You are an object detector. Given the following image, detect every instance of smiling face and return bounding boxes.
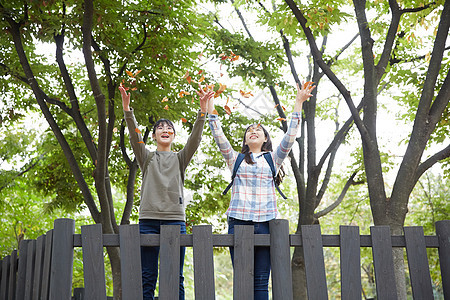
[152,119,175,150]
[244,124,267,152]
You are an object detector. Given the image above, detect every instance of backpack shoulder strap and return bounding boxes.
[263,152,287,199]
[222,153,245,195]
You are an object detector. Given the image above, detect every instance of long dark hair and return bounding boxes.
[241,124,285,185]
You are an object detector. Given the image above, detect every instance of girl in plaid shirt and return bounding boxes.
[199,82,315,300]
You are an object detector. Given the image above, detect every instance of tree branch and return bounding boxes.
[314,172,360,219]
[415,144,450,183]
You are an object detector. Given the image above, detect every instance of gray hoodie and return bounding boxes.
[124,109,206,221]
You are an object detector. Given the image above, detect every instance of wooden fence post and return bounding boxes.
[32,234,46,299]
[8,250,17,300]
[40,230,53,300]
[16,239,29,299]
[370,226,397,299]
[49,218,75,300]
[270,219,293,300]
[1,255,10,299]
[233,225,254,300]
[193,225,215,300]
[159,225,181,300]
[404,226,433,299]
[339,226,361,300]
[436,220,450,299]
[119,224,143,300]
[301,224,328,300]
[25,239,36,299]
[81,224,107,300]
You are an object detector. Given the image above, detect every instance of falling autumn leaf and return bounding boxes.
[224,105,231,115]
[126,70,134,77]
[181,118,187,123]
[198,75,205,83]
[186,76,192,84]
[164,105,169,110]
[198,70,203,75]
[135,128,142,134]
[282,106,286,111]
[138,141,145,144]
[215,83,227,98]
[277,117,287,122]
[161,97,169,102]
[274,104,279,108]
[134,70,142,77]
[212,109,219,115]
[168,131,174,135]
[178,90,190,98]
[182,70,189,79]
[302,81,314,89]
[240,90,254,98]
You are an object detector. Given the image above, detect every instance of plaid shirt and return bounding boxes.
[208,112,301,222]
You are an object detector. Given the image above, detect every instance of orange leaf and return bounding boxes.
[182,70,189,79]
[302,81,314,89]
[230,55,240,62]
[276,117,286,122]
[219,53,225,57]
[240,90,254,98]
[198,70,203,75]
[126,70,134,77]
[224,105,231,115]
[212,109,219,115]
[186,76,192,84]
[138,141,145,144]
[274,104,279,108]
[168,131,174,135]
[161,97,169,102]
[198,75,205,83]
[221,56,228,60]
[201,113,205,117]
[282,106,286,111]
[131,87,137,91]
[181,117,187,123]
[134,70,142,77]
[164,105,169,110]
[215,83,226,98]
[135,128,142,134]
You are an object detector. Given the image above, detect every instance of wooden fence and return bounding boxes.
[1,218,449,299]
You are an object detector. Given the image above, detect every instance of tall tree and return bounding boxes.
[1,0,214,297]
[284,0,450,297]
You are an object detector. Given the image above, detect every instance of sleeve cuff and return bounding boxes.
[208,113,219,121]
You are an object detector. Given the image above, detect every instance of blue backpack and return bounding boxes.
[223,152,287,199]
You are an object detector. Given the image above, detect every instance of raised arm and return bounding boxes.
[202,88,238,171]
[179,86,215,168]
[273,81,315,170]
[120,85,148,169]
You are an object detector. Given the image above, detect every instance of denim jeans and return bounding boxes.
[228,217,271,300]
[139,219,186,300]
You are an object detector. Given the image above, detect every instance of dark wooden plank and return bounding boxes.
[25,239,36,299]
[16,239,29,299]
[370,226,397,299]
[404,226,433,299]
[119,224,142,300]
[192,225,215,300]
[32,234,46,300]
[340,226,361,300]
[8,250,17,300]
[233,225,254,300]
[81,224,107,300]
[1,256,10,300]
[269,219,293,300]
[40,230,53,300]
[435,220,450,299]
[49,218,75,300]
[301,224,328,300]
[159,225,181,300]
[73,287,85,300]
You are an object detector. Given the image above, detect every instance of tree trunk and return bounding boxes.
[291,247,308,299]
[106,246,122,299]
